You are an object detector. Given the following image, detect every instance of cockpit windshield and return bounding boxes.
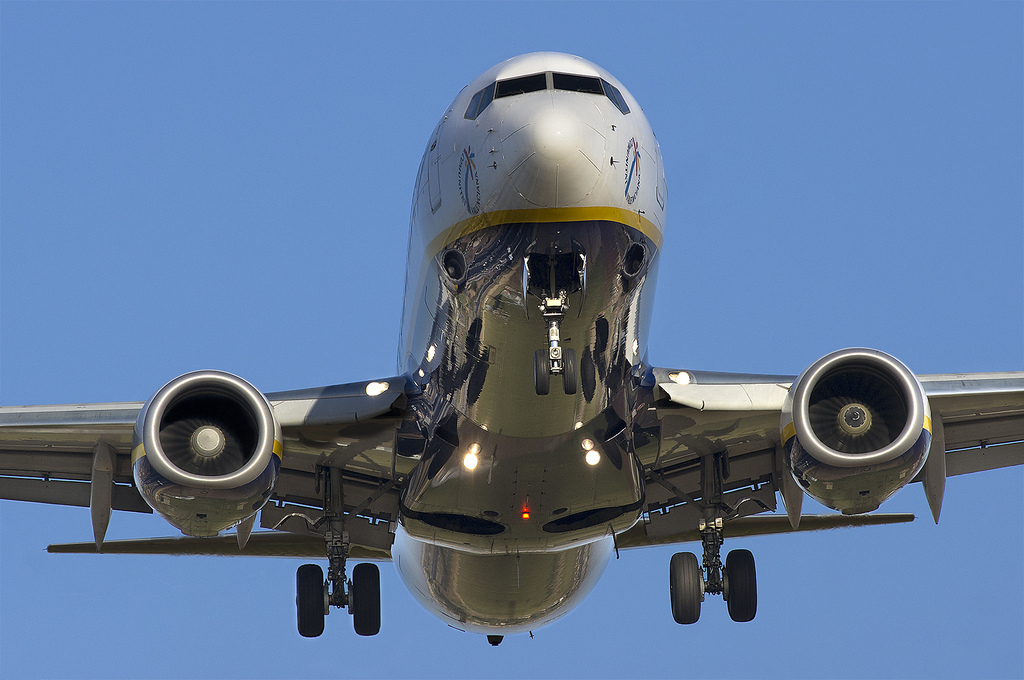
[464,72,630,120]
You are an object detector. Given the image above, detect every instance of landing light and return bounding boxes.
[365,381,389,396]
[574,421,583,430]
[581,438,595,451]
[426,344,436,362]
[586,449,601,466]
[669,371,691,385]
[463,443,481,470]
[632,339,639,356]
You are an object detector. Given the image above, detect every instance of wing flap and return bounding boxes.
[46,531,391,561]
[0,476,151,513]
[616,513,915,550]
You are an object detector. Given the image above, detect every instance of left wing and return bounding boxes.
[630,364,1024,548]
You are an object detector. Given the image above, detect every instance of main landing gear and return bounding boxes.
[295,467,381,638]
[668,453,757,624]
[534,292,578,396]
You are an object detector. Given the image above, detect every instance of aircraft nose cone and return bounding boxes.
[532,109,580,161]
[500,95,607,208]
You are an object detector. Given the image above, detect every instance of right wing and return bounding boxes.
[0,376,413,556]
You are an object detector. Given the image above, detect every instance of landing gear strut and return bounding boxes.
[534,293,577,395]
[669,452,757,624]
[295,466,381,637]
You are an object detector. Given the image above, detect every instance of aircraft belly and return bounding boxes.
[393,527,613,634]
[407,220,659,439]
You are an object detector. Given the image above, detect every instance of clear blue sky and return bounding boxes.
[2,3,1021,678]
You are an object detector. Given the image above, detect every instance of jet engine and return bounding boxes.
[132,370,282,537]
[781,349,931,514]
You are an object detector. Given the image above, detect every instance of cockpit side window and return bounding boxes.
[601,80,630,114]
[464,82,495,120]
[495,72,547,98]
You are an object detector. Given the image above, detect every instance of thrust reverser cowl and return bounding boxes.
[781,348,932,515]
[132,370,283,537]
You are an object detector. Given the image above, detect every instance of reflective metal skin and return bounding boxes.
[392,53,667,632]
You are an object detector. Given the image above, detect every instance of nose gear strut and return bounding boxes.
[534,293,578,395]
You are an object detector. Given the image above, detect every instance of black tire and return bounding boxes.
[296,564,325,638]
[725,549,757,622]
[669,552,703,624]
[580,348,596,402]
[350,563,381,636]
[534,349,550,395]
[562,347,578,395]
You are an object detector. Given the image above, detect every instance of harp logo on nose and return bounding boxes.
[624,137,641,205]
[458,146,481,215]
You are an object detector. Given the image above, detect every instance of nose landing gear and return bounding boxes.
[533,293,578,395]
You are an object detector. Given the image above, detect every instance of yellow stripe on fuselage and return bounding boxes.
[426,206,664,259]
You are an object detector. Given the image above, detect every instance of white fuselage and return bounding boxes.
[391,52,668,634]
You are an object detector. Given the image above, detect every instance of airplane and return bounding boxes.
[1,51,1022,646]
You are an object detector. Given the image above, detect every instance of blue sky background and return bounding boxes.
[1,3,1021,678]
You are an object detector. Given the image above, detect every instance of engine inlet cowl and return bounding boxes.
[781,348,932,514]
[132,370,282,536]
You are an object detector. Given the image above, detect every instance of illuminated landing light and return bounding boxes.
[417,369,425,378]
[365,381,389,396]
[426,344,436,362]
[581,438,595,451]
[669,371,691,385]
[632,339,640,356]
[585,449,601,466]
[574,421,583,430]
[463,443,481,470]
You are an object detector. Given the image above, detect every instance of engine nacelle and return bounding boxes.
[781,348,931,515]
[132,370,282,537]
